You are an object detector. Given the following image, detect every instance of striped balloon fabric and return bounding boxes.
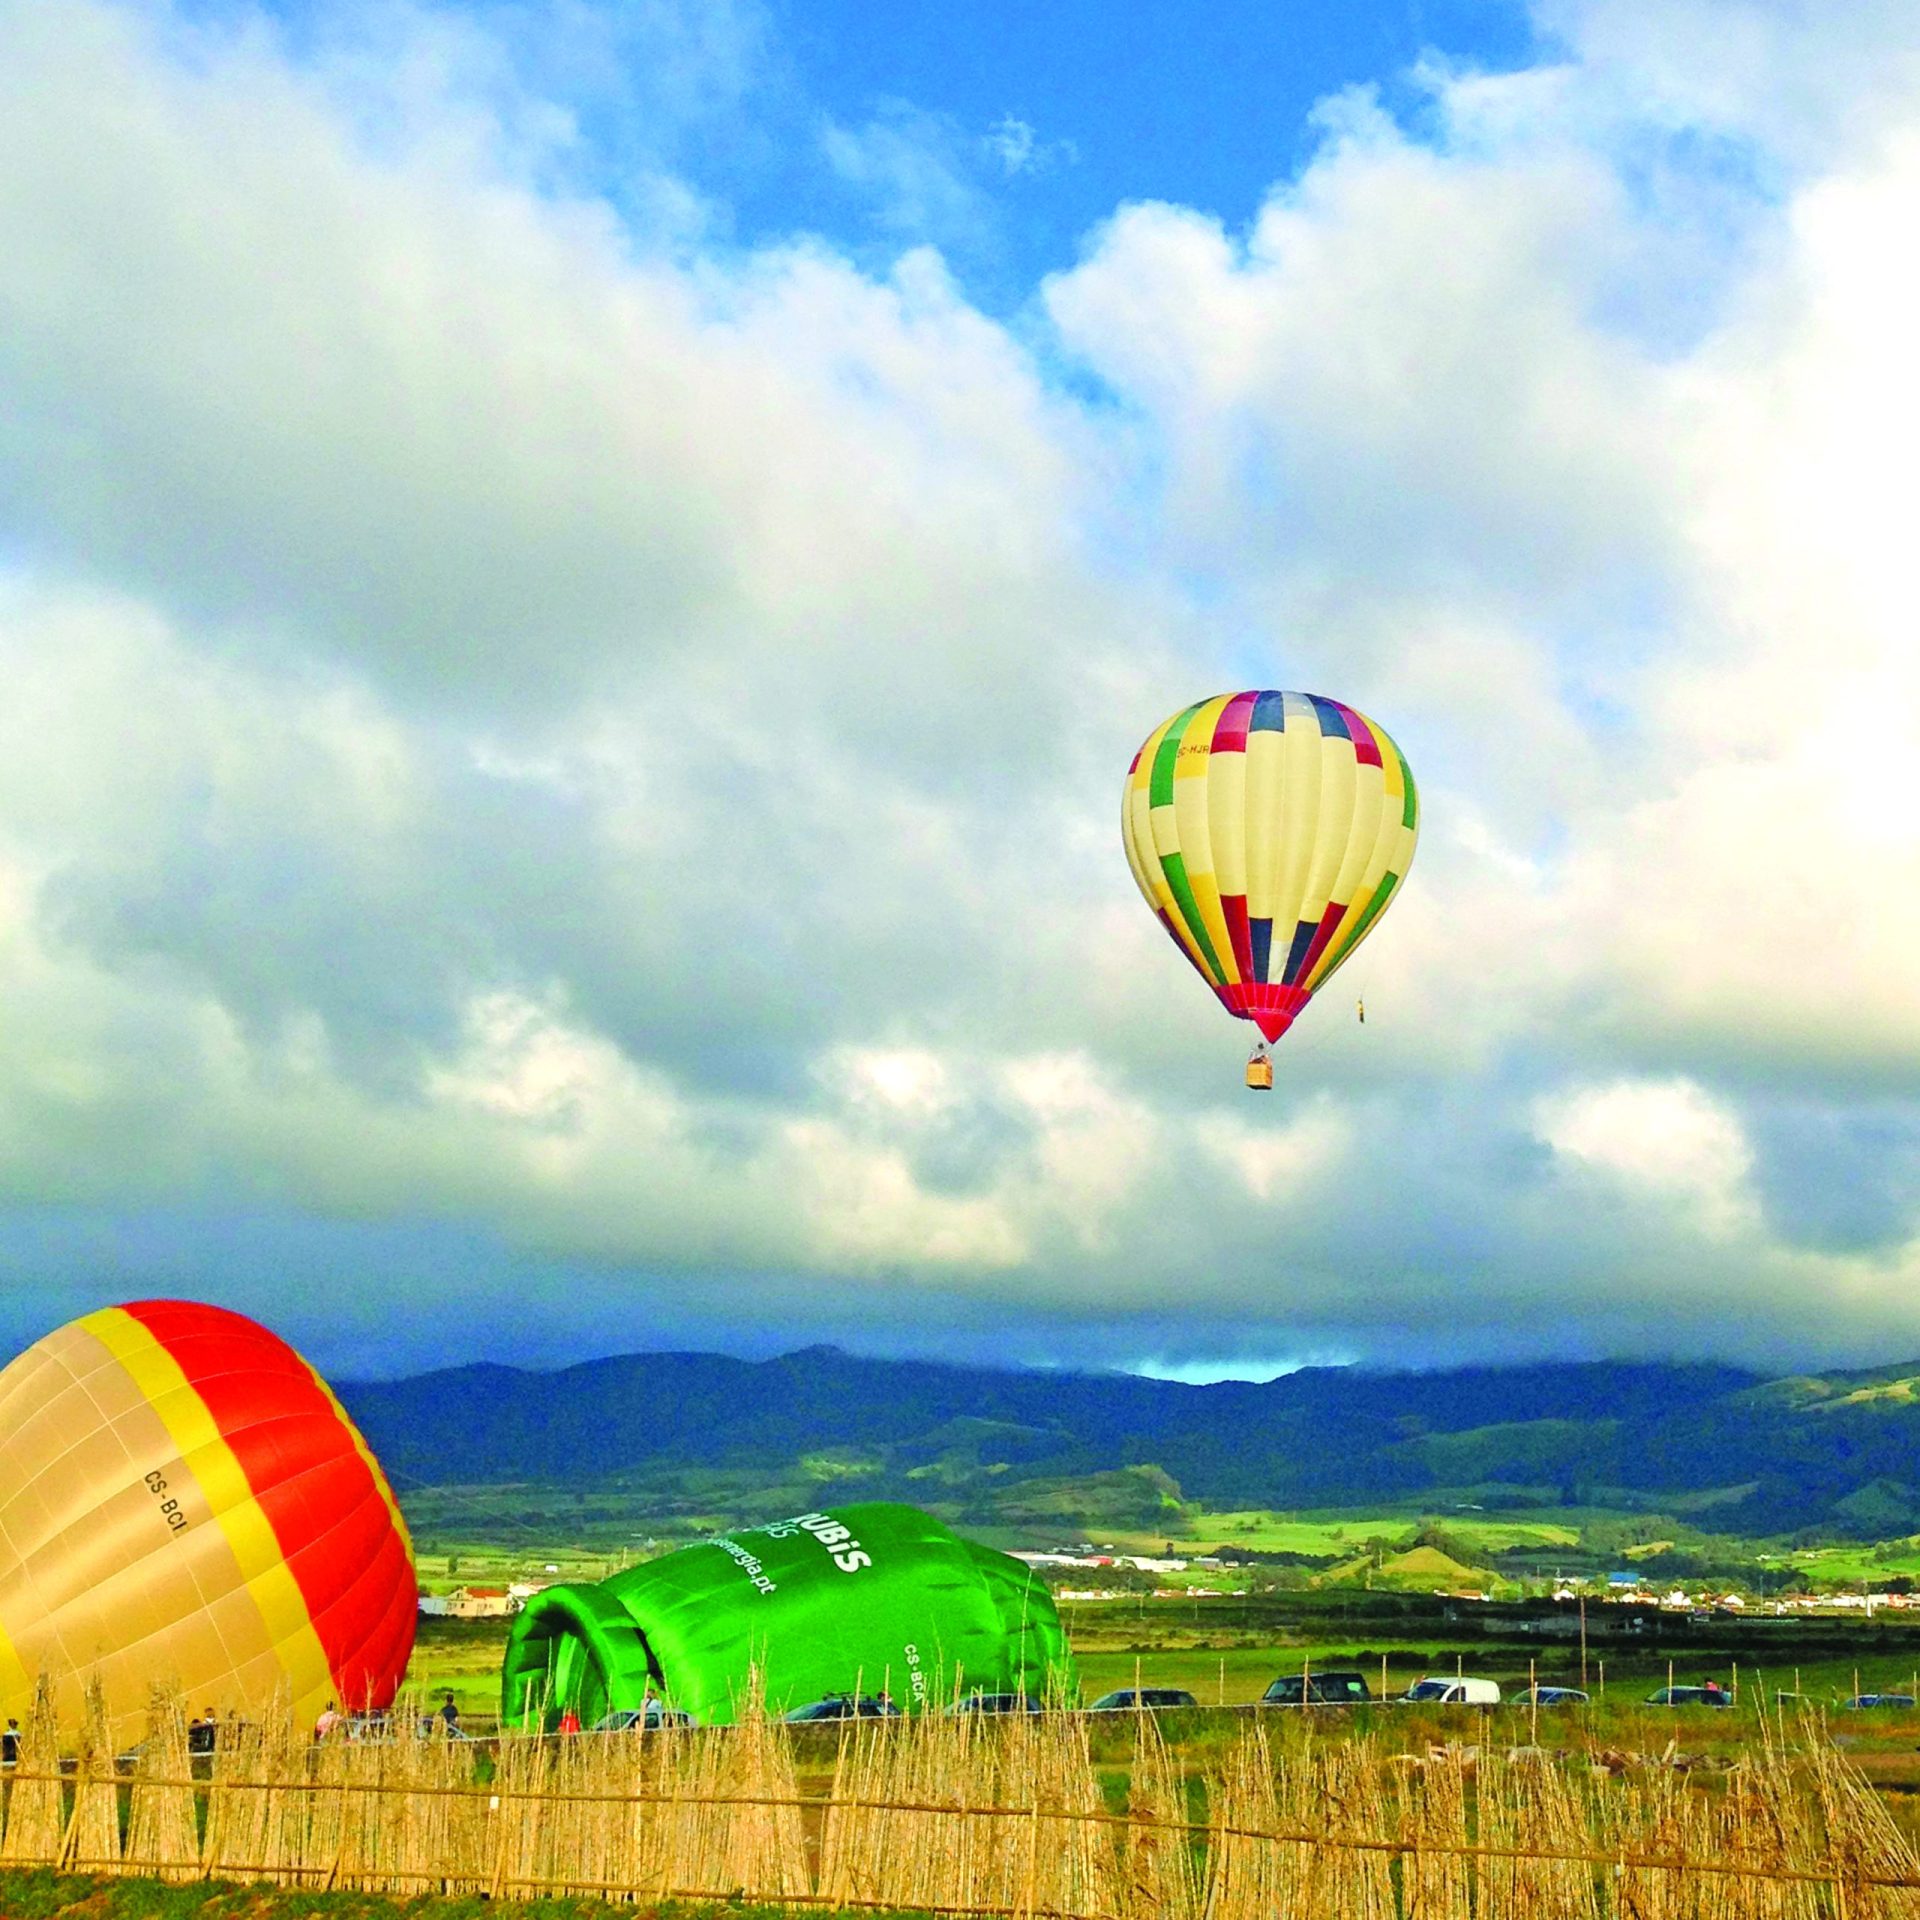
[1123,690,1419,1045]
[0,1300,415,1745]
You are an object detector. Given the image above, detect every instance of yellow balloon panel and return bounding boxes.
[1122,689,1417,1044]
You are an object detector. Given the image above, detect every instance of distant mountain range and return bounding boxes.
[337,1348,1920,1539]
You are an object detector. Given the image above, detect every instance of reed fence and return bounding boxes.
[5,1684,1920,1916]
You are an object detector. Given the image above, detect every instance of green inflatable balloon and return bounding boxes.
[501,1503,1074,1727]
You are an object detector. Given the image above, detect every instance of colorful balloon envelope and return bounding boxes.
[1122,690,1418,1053]
[0,1300,415,1744]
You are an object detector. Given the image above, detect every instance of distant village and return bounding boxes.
[419,1548,1920,1621]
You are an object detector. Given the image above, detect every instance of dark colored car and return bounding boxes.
[784,1695,902,1723]
[1262,1671,1372,1707]
[1645,1687,1734,1708]
[1514,1686,1589,1707]
[591,1706,694,1731]
[1844,1693,1916,1710]
[1085,1688,1199,1713]
[947,1693,1043,1716]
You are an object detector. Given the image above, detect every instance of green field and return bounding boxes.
[1774,1542,1920,1583]
[1189,1511,1582,1556]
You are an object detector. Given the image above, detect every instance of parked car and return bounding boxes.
[1844,1693,1916,1711]
[1512,1686,1588,1707]
[784,1695,902,1723]
[947,1693,1043,1716]
[1644,1686,1734,1708]
[1401,1677,1501,1707]
[1085,1688,1199,1713]
[591,1706,694,1731]
[1262,1671,1372,1707]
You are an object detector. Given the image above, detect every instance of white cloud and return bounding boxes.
[822,101,990,245]
[1197,1098,1352,1204]
[1532,0,1920,169]
[0,0,1918,1372]
[1533,1077,1757,1233]
[982,115,1076,179]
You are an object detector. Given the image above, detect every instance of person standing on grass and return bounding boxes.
[313,1700,341,1742]
[558,1705,582,1735]
[2,1716,18,1765]
[439,1690,461,1735]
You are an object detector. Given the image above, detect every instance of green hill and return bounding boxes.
[338,1348,1920,1541]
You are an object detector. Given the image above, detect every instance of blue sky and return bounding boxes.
[0,0,1918,1383]
[750,1,1538,281]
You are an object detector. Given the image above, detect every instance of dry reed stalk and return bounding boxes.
[1291,1732,1391,1918]
[198,1712,266,1880]
[1599,1762,1693,1920]
[19,1677,1916,1917]
[1201,1723,1396,1920]
[577,1725,658,1903]
[374,1706,431,1894]
[665,1719,722,1890]
[1119,1711,1198,1920]
[1268,1722,1343,1916]
[607,1724,674,1900]
[58,1676,121,1875]
[816,1712,895,1910]
[819,1704,969,1913]
[1475,1751,1602,1919]
[1802,1740,1920,1918]
[355,1700,411,1894]
[124,1683,199,1880]
[303,1725,368,1888]
[914,1704,990,1914]
[710,1684,808,1903]
[355,1708,446,1896]
[651,1725,721,1898]
[419,1718,491,1895]
[513,1726,576,1896]
[253,1697,309,1886]
[0,1677,64,1867]
[561,1724,619,1899]
[819,1704,1119,1919]
[1322,1737,1396,1919]
[481,1726,547,1900]
[976,1703,1113,1920]
[1031,1702,1121,1918]
[1198,1719,1277,1920]
[1709,1761,1821,1920]
[1392,1742,1482,1920]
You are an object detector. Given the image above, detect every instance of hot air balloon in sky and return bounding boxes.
[1122,690,1418,1085]
[0,1300,415,1745]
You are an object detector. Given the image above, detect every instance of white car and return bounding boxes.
[1401,1676,1501,1706]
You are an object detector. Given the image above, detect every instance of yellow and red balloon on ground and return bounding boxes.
[1123,690,1418,1059]
[0,1300,415,1744]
